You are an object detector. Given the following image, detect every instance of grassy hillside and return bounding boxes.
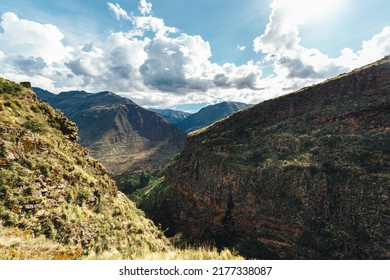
[0,78,170,257]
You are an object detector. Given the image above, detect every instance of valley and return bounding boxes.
[1,56,389,259]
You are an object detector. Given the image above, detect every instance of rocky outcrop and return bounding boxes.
[143,56,390,259]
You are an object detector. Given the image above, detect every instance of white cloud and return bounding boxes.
[252,0,390,98]
[336,26,390,69]
[0,12,72,63]
[236,45,246,51]
[139,0,153,16]
[1,1,389,109]
[253,0,344,81]
[130,16,178,37]
[107,2,131,21]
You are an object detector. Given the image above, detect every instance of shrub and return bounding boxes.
[77,189,91,206]
[24,119,46,133]
[0,81,23,94]
[0,210,18,226]
[38,162,52,177]
[139,172,150,188]
[235,239,279,260]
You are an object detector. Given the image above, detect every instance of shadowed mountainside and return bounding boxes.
[137,56,390,259]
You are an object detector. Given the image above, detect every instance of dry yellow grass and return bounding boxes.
[0,225,82,260]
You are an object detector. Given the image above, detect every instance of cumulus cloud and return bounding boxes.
[335,26,390,69]
[1,0,389,108]
[253,0,345,81]
[252,0,390,99]
[0,12,72,63]
[62,3,263,95]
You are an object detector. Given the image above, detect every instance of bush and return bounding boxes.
[76,189,91,206]
[0,81,23,94]
[0,142,6,157]
[38,162,52,177]
[0,210,18,226]
[24,119,46,133]
[139,172,150,188]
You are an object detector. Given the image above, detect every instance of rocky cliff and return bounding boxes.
[141,56,390,259]
[0,79,169,258]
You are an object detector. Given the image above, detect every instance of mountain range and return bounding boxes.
[135,56,390,259]
[175,102,251,133]
[149,108,192,125]
[34,88,186,175]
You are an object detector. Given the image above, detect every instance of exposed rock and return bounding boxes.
[20,82,31,88]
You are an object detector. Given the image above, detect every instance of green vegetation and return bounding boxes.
[0,77,241,260]
[0,77,168,257]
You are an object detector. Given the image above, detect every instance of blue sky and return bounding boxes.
[0,0,389,110]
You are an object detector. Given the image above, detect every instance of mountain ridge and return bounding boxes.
[149,108,192,125]
[176,101,252,133]
[34,88,186,175]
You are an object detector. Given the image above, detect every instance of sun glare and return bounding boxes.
[279,0,346,24]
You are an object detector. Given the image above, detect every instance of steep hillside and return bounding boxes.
[149,108,192,125]
[34,88,186,175]
[0,79,169,258]
[176,102,251,133]
[140,56,390,259]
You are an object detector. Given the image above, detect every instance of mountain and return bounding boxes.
[149,108,192,125]
[137,56,390,259]
[34,88,186,175]
[176,102,251,133]
[0,78,169,258]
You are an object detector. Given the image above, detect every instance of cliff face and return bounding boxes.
[34,89,186,174]
[144,56,390,259]
[0,79,169,257]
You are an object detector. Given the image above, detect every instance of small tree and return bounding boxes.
[139,172,150,188]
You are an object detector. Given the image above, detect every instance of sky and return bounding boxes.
[0,0,389,111]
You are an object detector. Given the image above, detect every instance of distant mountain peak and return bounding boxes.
[176,101,251,133]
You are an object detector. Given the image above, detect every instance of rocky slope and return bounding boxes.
[176,101,251,133]
[0,79,169,257]
[34,88,186,175]
[140,56,390,259]
[149,108,192,125]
